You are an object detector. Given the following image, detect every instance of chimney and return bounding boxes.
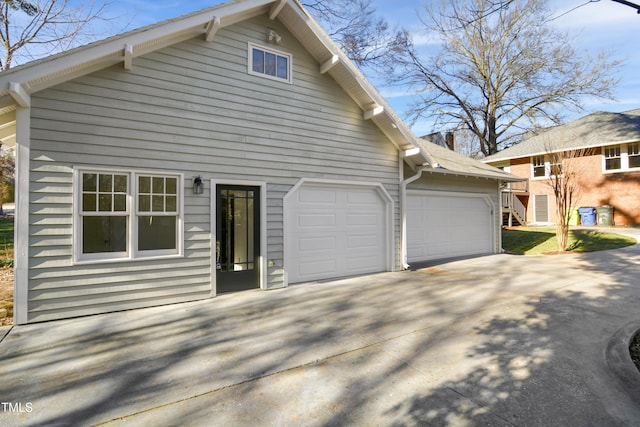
[445,131,455,151]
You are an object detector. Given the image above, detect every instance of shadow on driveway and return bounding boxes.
[1,242,640,426]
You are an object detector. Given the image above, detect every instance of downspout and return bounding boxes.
[400,163,429,270]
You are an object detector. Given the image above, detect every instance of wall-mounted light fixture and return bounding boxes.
[193,176,204,195]
[268,29,281,44]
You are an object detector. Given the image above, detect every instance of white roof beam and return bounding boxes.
[269,0,287,20]
[402,147,421,157]
[320,55,339,74]
[8,82,30,108]
[363,105,384,120]
[123,44,134,70]
[205,16,221,42]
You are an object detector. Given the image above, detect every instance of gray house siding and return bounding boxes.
[26,15,401,322]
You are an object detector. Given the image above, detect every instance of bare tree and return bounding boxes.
[302,0,403,69]
[387,0,620,156]
[0,0,112,70]
[451,128,484,159]
[542,138,590,252]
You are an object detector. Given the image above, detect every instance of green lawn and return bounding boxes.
[502,227,637,255]
[0,217,13,267]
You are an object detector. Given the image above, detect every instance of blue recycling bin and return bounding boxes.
[578,207,596,226]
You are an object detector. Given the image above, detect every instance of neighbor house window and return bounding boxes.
[76,169,183,263]
[604,145,622,171]
[532,156,546,178]
[248,43,291,83]
[629,143,640,169]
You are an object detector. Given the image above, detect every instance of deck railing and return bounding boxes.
[505,180,529,193]
[502,191,527,225]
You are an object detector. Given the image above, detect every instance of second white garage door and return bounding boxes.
[284,183,390,284]
[407,190,494,263]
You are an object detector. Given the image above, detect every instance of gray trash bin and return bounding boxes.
[596,205,614,226]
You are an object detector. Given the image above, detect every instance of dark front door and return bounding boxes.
[216,185,260,293]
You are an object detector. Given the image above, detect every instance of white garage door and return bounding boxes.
[407,191,494,263]
[285,183,389,283]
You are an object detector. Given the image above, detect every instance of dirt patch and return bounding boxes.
[0,267,13,326]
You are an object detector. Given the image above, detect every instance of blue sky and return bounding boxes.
[91,0,640,135]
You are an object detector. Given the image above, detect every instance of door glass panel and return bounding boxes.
[219,189,256,272]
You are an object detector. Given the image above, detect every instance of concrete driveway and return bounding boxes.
[1,229,640,426]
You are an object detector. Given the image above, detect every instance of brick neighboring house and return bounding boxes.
[483,109,640,226]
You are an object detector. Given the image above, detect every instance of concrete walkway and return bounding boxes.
[1,228,640,426]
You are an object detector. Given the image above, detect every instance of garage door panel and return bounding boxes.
[347,234,379,249]
[298,188,336,204]
[296,259,338,278]
[407,192,493,263]
[347,213,379,226]
[286,184,389,283]
[298,213,336,227]
[347,254,382,271]
[297,236,336,252]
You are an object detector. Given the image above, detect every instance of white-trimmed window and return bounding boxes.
[532,155,563,178]
[629,143,640,169]
[604,145,622,171]
[248,43,291,83]
[532,156,546,178]
[602,143,640,172]
[76,169,183,263]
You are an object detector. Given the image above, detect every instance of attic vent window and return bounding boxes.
[248,43,291,83]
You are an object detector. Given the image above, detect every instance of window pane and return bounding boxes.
[277,55,288,80]
[166,195,177,212]
[83,216,127,253]
[265,52,276,76]
[533,166,546,177]
[606,158,621,170]
[114,194,127,211]
[139,176,151,194]
[83,173,97,192]
[166,178,177,195]
[550,162,563,176]
[114,175,127,193]
[139,195,151,212]
[98,194,112,211]
[630,155,640,168]
[252,48,264,73]
[99,174,112,192]
[83,194,97,212]
[152,177,164,194]
[152,195,164,212]
[138,216,176,251]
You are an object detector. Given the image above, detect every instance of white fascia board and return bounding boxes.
[0,0,276,95]
[269,0,287,19]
